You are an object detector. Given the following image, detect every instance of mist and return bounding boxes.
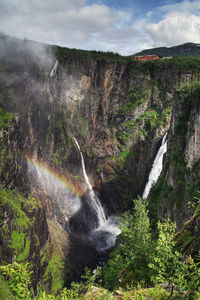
[0,33,55,68]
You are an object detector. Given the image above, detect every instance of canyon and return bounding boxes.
[0,35,200,294]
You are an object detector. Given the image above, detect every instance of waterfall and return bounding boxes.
[50,60,59,77]
[142,133,167,199]
[73,137,106,227]
[73,137,121,251]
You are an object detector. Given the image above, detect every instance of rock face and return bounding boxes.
[148,82,200,230]
[0,116,49,291]
[0,35,200,289]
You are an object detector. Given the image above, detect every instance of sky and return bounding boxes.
[0,0,200,55]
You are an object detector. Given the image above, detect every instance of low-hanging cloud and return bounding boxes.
[0,34,54,69]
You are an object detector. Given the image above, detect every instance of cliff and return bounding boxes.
[0,35,200,293]
[148,81,200,235]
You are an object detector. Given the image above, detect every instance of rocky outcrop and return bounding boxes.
[175,205,200,256]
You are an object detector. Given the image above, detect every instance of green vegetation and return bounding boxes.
[0,107,15,181]
[39,220,68,296]
[50,110,73,166]
[168,57,200,72]
[101,198,200,299]
[0,107,13,128]
[16,239,31,262]
[1,197,199,299]
[122,88,148,114]
[0,189,37,228]
[117,150,131,168]
[0,188,41,276]
[175,81,200,137]
[42,243,64,295]
[141,57,200,73]
[0,274,15,300]
[0,262,33,299]
[119,107,172,142]
[0,189,68,298]
[74,113,88,140]
[103,197,152,290]
[9,231,26,255]
[52,45,131,63]
[149,221,200,297]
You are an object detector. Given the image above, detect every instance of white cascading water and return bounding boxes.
[73,137,121,251]
[50,60,59,77]
[142,133,167,199]
[73,137,106,227]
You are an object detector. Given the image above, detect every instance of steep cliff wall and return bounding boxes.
[148,82,200,231]
[0,109,50,291]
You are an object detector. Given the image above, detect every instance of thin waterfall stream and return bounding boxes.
[73,137,120,251]
[73,137,106,227]
[50,60,59,77]
[142,133,167,199]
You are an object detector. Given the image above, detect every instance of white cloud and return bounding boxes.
[1,0,200,55]
[159,0,200,15]
[0,0,128,50]
[146,11,152,17]
[132,0,200,52]
[54,4,117,31]
[146,10,200,47]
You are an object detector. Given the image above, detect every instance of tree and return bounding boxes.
[0,262,33,299]
[149,219,200,299]
[103,197,153,289]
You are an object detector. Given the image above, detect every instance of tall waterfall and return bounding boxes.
[73,137,106,227]
[142,133,167,199]
[50,60,59,77]
[73,137,120,251]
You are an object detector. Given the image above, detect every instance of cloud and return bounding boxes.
[1,0,200,55]
[146,11,152,17]
[0,34,54,68]
[0,0,126,48]
[145,0,200,48]
[146,12,200,47]
[159,0,200,15]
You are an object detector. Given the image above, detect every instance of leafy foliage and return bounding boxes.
[149,220,200,298]
[0,107,13,128]
[0,189,37,262]
[102,199,200,298]
[0,262,33,299]
[103,197,153,290]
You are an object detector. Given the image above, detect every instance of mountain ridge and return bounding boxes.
[133,42,200,57]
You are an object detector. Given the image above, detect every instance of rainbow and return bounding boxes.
[25,155,85,197]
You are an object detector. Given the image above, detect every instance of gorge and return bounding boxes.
[0,34,200,297]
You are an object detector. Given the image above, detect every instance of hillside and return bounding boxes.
[133,42,200,58]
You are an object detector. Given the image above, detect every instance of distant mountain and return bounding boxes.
[133,42,200,58]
